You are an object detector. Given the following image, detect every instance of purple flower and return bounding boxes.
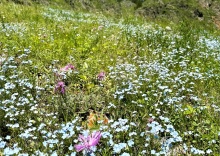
[74,131,101,153]
[60,64,75,72]
[55,81,65,94]
[97,72,105,81]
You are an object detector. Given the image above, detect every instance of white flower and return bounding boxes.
[101,132,111,138]
[206,149,212,154]
[113,143,127,153]
[151,150,156,154]
[127,139,134,147]
[18,153,29,156]
[12,123,19,128]
[128,132,137,136]
[70,152,76,156]
[4,82,16,90]
[4,146,21,155]
[51,151,58,156]
[0,141,6,148]
[120,152,130,156]
[5,135,11,140]
[69,144,73,150]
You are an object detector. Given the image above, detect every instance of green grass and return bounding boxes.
[0,1,220,155]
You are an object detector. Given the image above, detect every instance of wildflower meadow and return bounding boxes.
[0,1,220,155]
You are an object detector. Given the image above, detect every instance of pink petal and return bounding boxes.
[93,131,101,139]
[61,87,65,94]
[74,144,86,152]
[89,131,101,146]
[97,72,105,80]
[89,139,98,147]
[60,67,67,72]
[67,64,74,69]
[78,134,87,142]
[60,64,75,72]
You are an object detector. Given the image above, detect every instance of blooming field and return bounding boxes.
[0,2,220,156]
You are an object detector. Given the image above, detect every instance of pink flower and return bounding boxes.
[148,117,154,123]
[97,72,105,81]
[74,131,101,153]
[55,81,65,94]
[60,64,75,72]
[146,117,154,130]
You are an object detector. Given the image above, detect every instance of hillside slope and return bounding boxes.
[4,0,220,29]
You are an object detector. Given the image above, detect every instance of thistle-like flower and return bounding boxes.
[74,131,101,153]
[60,64,75,72]
[55,81,65,94]
[97,72,105,81]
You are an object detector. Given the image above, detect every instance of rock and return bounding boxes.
[194,9,203,17]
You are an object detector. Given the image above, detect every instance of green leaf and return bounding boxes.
[184,104,195,115]
[83,62,88,69]
[79,75,87,81]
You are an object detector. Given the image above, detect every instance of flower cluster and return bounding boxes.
[54,63,75,94]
